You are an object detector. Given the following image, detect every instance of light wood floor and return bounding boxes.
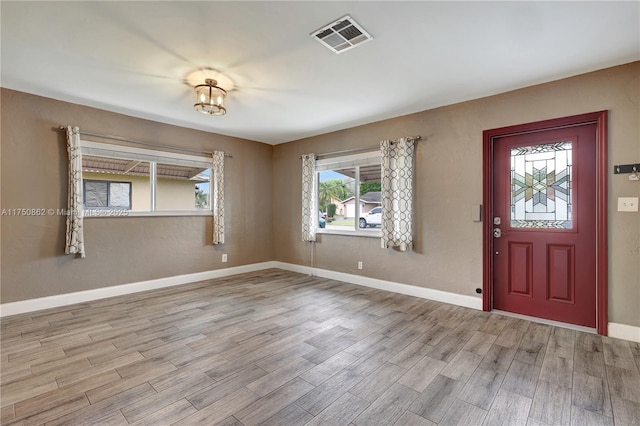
[1,269,639,425]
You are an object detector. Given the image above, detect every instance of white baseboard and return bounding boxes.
[273,263,640,342]
[3,261,638,344]
[0,262,277,318]
[608,322,640,343]
[272,261,483,310]
[0,260,481,318]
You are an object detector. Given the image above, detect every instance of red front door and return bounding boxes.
[492,123,597,327]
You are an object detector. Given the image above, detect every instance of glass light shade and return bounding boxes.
[194,79,227,116]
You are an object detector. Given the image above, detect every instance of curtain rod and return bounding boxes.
[300,135,421,159]
[58,126,232,158]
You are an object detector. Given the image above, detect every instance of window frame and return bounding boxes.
[80,140,214,218]
[315,151,382,238]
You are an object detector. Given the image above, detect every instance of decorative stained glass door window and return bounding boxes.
[510,141,572,229]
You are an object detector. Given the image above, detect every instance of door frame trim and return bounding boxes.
[482,111,608,335]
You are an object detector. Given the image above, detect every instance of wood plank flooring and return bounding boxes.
[1,269,639,425]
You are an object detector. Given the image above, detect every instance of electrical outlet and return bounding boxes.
[222,254,228,262]
[357,261,363,270]
[618,197,639,212]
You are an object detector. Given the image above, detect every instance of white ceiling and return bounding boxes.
[2,1,639,145]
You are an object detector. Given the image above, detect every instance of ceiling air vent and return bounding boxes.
[311,15,373,54]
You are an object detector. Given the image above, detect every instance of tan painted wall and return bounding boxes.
[1,88,273,303]
[2,63,638,330]
[273,62,640,328]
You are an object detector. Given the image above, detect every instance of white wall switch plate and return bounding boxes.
[357,261,363,270]
[618,197,639,212]
[222,254,228,262]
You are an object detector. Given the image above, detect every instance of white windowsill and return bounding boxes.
[83,210,213,218]
[317,229,381,238]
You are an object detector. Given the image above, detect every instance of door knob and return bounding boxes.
[493,228,502,238]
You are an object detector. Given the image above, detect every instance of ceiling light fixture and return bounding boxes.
[194,78,227,116]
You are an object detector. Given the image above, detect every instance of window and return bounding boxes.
[80,141,213,216]
[83,180,131,209]
[316,151,382,236]
[155,163,211,211]
[510,141,573,229]
[82,155,150,212]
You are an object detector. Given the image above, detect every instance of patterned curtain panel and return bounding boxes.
[65,126,86,258]
[381,138,415,252]
[212,151,225,245]
[301,154,317,242]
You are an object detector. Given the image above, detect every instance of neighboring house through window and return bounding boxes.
[316,150,382,236]
[80,140,213,216]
